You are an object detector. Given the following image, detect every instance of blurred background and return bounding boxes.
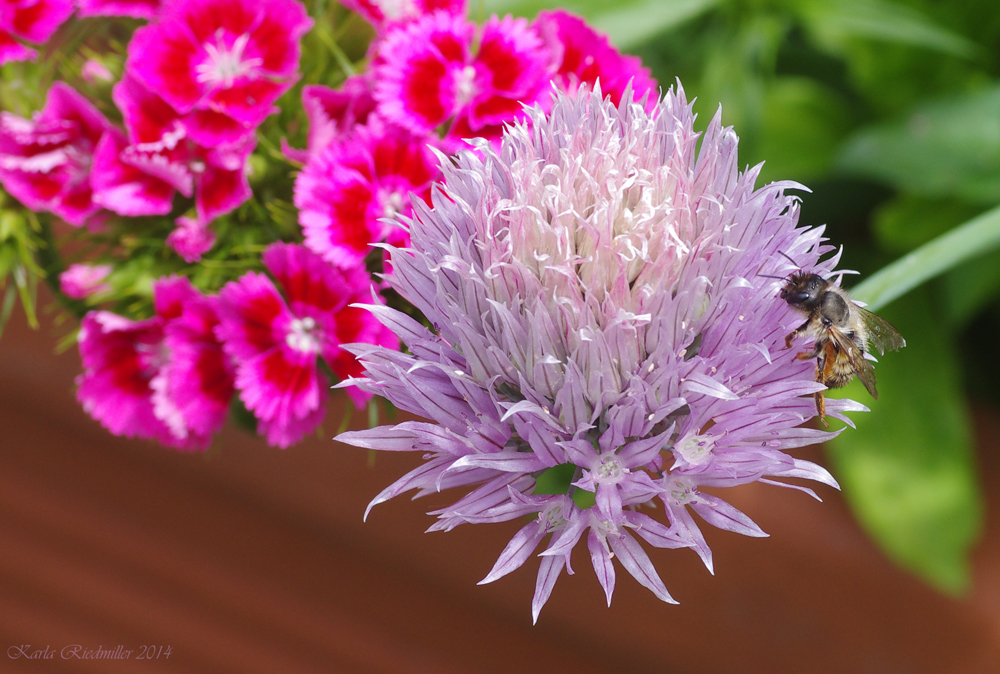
[5,0,1000,671]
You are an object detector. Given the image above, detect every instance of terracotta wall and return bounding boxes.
[2,300,1000,674]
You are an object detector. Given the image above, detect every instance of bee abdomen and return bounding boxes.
[824,371,856,389]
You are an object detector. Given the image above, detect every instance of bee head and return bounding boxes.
[779,272,827,308]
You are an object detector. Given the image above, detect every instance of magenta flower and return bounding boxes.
[126,0,313,131]
[216,243,396,448]
[90,126,176,217]
[0,0,74,65]
[81,58,114,83]
[373,12,550,139]
[0,82,112,226]
[166,215,216,263]
[283,78,377,162]
[77,276,223,450]
[336,85,846,621]
[534,10,657,107]
[295,118,439,268]
[341,0,465,29]
[112,73,255,222]
[77,0,163,20]
[159,291,235,445]
[60,263,112,299]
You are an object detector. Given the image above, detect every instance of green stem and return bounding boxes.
[35,218,88,321]
[850,202,1000,311]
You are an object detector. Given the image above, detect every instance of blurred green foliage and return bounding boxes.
[489,0,998,592]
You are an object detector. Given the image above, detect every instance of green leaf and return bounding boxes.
[827,289,981,593]
[795,0,977,58]
[534,463,577,495]
[850,202,1000,312]
[481,0,720,49]
[837,86,1000,204]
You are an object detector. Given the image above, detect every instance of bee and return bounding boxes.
[770,256,906,425]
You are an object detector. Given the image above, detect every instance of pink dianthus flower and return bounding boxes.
[77,277,230,450]
[283,78,378,162]
[0,82,112,227]
[90,126,176,217]
[81,58,114,83]
[216,243,396,448]
[373,12,550,142]
[159,290,235,445]
[60,263,112,299]
[341,0,465,30]
[166,215,216,263]
[77,0,163,20]
[126,0,313,131]
[111,73,255,222]
[0,0,73,65]
[294,118,439,268]
[533,10,658,107]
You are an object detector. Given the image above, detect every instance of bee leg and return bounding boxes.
[814,391,828,427]
[784,320,812,349]
[812,358,829,426]
[795,345,822,361]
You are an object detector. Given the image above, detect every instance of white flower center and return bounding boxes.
[593,454,626,483]
[540,502,568,529]
[452,65,479,108]
[381,189,405,219]
[666,477,696,505]
[674,432,715,466]
[285,316,322,353]
[195,30,263,89]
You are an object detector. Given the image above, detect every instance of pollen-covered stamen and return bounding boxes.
[195,30,264,89]
[285,316,323,353]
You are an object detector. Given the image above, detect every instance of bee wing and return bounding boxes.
[828,326,879,399]
[857,307,906,356]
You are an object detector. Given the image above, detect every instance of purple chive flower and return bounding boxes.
[336,83,852,622]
